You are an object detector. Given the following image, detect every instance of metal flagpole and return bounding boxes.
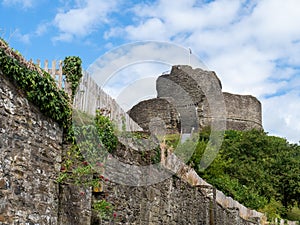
[188,48,192,65]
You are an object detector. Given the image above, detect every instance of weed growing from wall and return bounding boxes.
[59,109,119,221]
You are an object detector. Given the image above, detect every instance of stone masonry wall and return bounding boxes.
[223,92,262,130]
[0,71,63,224]
[128,98,180,134]
[92,140,259,225]
[156,65,221,132]
[99,176,256,225]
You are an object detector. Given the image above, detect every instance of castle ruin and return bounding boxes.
[0,38,274,224]
[129,65,262,134]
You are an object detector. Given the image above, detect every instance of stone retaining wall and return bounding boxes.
[0,72,63,225]
[93,139,260,225]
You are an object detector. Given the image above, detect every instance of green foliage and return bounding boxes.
[0,47,71,132]
[58,110,118,220]
[58,110,118,184]
[188,128,300,221]
[174,135,198,163]
[260,198,286,220]
[0,38,9,47]
[93,200,114,220]
[94,109,118,153]
[164,133,180,148]
[63,56,82,99]
[286,206,300,221]
[151,145,161,164]
[0,39,116,221]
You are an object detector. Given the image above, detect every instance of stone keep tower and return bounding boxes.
[129,65,262,134]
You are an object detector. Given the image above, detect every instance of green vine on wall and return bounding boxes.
[0,39,119,221]
[94,109,118,153]
[0,44,72,132]
[59,109,119,221]
[62,56,83,100]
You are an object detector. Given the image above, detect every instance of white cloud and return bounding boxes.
[104,27,124,40]
[2,0,35,8]
[53,0,119,41]
[12,29,31,44]
[87,41,206,87]
[101,0,300,142]
[87,41,207,112]
[243,0,300,44]
[35,23,51,36]
[104,64,164,111]
[104,0,242,42]
[262,91,300,143]
[52,33,73,43]
[125,18,169,41]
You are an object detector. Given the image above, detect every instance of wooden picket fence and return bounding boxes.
[73,71,142,131]
[34,59,141,131]
[32,59,66,90]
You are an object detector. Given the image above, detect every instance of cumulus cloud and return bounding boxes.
[53,0,119,42]
[262,91,300,143]
[35,23,51,36]
[104,65,165,111]
[102,0,300,142]
[129,0,241,34]
[87,41,206,87]
[125,18,169,41]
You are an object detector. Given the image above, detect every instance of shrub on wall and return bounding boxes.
[62,56,83,100]
[59,109,119,221]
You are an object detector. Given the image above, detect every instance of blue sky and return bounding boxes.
[1,0,300,143]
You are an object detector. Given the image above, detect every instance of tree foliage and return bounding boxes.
[188,128,300,220]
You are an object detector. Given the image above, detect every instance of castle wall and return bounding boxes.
[199,92,262,131]
[156,65,222,104]
[223,92,262,130]
[156,65,222,132]
[0,72,63,224]
[131,65,262,132]
[128,98,180,134]
[0,72,92,225]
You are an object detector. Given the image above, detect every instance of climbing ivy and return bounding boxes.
[0,46,72,132]
[94,109,118,153]
[63,56,82,99]
[0,39,119,221]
